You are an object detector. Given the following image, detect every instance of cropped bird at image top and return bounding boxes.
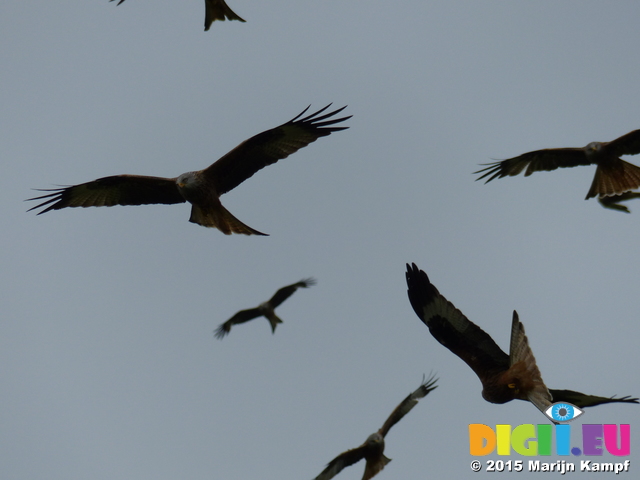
[27,105,350,236]
[110,0,246,31]
[474,129,640,205]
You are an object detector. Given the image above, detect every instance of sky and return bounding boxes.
[2,1,639,479]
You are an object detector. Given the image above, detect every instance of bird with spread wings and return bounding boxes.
[28,105,350,236]
[405,263,638,415]
[312,374,438,480]
[110,0,246,31]
[598,191,640,213]
[474,129,640,206]
[214,278,316,338]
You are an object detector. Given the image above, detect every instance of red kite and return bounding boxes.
[110,0,246,31]
[475,129,640,202]
[28,105,350,236]
[598,191,640,213]
[312,375,437,480]
[214,278,316,338]
[405,263,638,415]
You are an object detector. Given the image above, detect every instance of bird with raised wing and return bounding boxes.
[215,278,316,338]
[475,129,640,202]
[405,263,638,417]
[28,105,350,236]
[109,0,246,31]
[312,375,438,480]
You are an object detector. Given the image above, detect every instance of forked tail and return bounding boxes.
[586,159,640,199]
[189,204,267,236]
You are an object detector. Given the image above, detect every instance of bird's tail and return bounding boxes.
[362,455,391,480]
[586,159,640,199]
[509,311,552,414]
[189,204,267,236]
[264,312,283,334]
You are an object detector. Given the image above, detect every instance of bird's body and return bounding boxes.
[312,375,437,480]
[110,0,246,31]
[405,263,638,416]
[28,105,350,235]
[214,278,316,338]
[475,129,640,204]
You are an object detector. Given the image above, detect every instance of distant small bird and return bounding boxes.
[28,105,350,235]
[109,0,246,31]
[214,278,316,338]
[598,191,640,213]
[405,263,638,416]
[475,129,640,203]
[312,375,438,480]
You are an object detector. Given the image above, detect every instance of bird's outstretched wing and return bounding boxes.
[204,0,245,30]
[508,312,552,413]
[378,374,438,438]
[203,105,350,195]
[549,389,639,408]
[475,148,589,183]
[214,307,263,339]
[406,263,510,386]
[268,278,316,308]
[598,191,640,213]
[314,444,369,480]
[603,129,640,157]
[27,175,184,214]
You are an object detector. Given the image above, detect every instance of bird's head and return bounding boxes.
[365,432,384,446]
[176,172,197,190]
[585,142,603,155]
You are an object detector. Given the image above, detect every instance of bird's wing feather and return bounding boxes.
[549,389,639,408]
[313,445,368,480]
[27,175,184,214]
[509,312,552,413]
[378,374,438,438]
[268,278,316,308]
[405,263,510,385]
[204,0,246,30]
[223,307,263,326]
[475,148,589,183]
[604,129,640,157]
[202,105,350,195]
[214,307,263,339]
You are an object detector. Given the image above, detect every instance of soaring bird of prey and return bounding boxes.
[405,263,638,416]
[214,278,316,338]
[109,0,246,31]
[28,105,350,235]
[474,129,640,203]
[312,375,438,480]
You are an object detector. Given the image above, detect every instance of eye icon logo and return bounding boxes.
[544,402,584,423]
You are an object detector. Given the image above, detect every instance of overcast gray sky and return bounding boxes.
[2,1,639,479]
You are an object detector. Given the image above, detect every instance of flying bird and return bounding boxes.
[312,375,438,480]
[28,105,350,236]
[109,0,246,31]
[597,191,640,213]
[214,278,316,338]
[475,129,640,202]
[405,263,638,417]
